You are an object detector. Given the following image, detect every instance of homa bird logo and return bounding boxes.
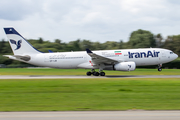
[10,39,22,50]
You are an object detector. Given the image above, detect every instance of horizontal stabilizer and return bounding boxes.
[3,55,31,61]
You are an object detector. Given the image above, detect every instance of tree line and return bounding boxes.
[0,29,179,67]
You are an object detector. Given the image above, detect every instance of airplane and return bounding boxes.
[3,27,178,76]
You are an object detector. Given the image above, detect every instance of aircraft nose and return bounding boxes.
[175,54,178,59]
[173,53,178,60]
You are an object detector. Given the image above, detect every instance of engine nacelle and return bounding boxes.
[114,62,136,71]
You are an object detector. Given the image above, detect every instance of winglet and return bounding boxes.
[86,48,93,53]
[48,50,53,53]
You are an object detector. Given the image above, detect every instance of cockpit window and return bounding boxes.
[170,52,173,54]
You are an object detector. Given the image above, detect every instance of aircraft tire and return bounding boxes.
[93,72,99,76]
[158,68,162,71]
[86,72,92,76]
[100,72,105,76]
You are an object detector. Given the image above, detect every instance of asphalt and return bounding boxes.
[0,111,180,120]
[0,75,180,79]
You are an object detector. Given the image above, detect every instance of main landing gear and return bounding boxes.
[158,64,162,71]
[86,69,105,76]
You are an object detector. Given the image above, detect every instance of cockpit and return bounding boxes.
[170,52,174,54]
[169,51,178,60]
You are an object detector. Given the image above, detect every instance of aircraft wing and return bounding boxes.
[86,49,120,65]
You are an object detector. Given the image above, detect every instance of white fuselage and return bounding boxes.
[26,48,178,69]
[4,27,178,74]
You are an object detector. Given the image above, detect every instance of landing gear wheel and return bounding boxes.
[87,69,105,76]
[86,71,92,76]
[158,64,162,72]
[100,72,105,76]
[158,68,162,71]
[93,72,99,76]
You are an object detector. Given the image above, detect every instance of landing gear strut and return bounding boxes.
[158,64,162,71]
[86,69,105,76]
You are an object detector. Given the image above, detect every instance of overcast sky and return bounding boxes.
[0,0,180,43]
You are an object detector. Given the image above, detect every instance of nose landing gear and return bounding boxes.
[158,68,162,71]
[86,69,105,76]
[158,64,162,71]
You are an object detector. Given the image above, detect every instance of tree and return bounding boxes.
[79,40,93,50]
[38,37,44,44]
[155,34,163,47]
[128,29,156,48]
[163,35,180,56]
[54,39,61,44]
[102,41,119,50]
[0,39,5,53]
[93,42,102,50]
[68,39,81,51]
[118,40,124,49]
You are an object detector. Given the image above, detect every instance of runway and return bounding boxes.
[0,75,180,79]
[1,111,180,120]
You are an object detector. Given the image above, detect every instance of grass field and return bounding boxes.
[0,68,179,111]
[0,78,180,111]
[0,68,180,75]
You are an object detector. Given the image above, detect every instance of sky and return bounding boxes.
[0,0,180,43]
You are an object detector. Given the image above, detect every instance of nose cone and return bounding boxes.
[173,53,178,60]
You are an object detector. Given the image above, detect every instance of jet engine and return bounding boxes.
[113,62,136,71]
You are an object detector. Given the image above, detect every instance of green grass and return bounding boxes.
[0,68,179,75]
[0,78,180,111]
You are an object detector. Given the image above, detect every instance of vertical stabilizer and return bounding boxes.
[4,27,41,55]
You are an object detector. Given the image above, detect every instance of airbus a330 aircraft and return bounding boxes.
[3,27,178,76]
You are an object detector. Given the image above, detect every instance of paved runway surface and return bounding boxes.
[1,111,180,120]
[0,75,180,79]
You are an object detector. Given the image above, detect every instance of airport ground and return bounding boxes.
[0,68,179,75]
[0,68,180,119]
[1,111,180,120]
[0,77,180,111]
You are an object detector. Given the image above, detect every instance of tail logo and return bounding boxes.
[10,39,22,50]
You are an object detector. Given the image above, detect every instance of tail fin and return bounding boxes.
[4,27,41,55]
